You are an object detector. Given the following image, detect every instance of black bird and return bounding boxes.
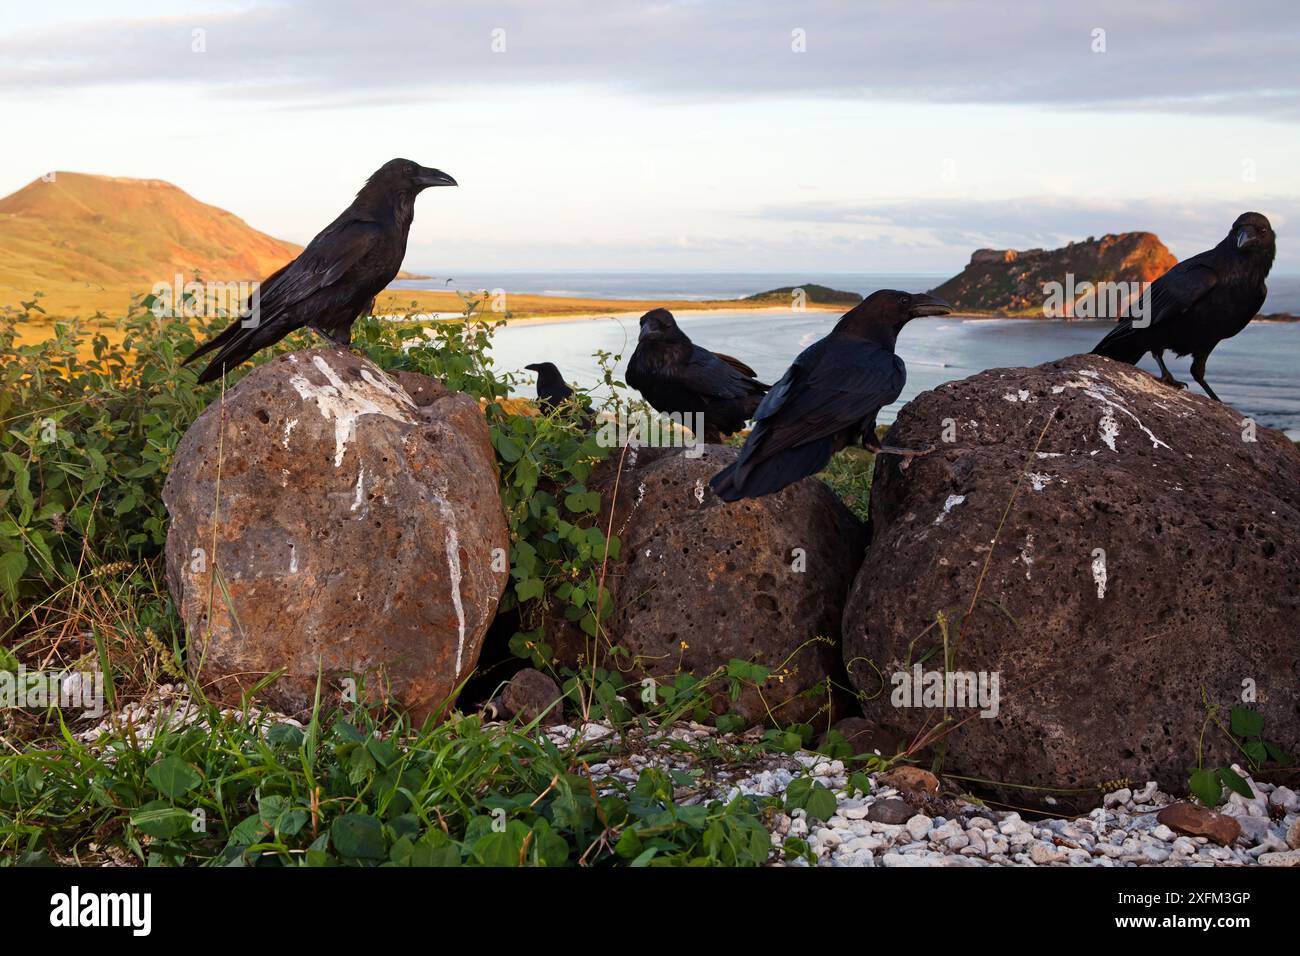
[185,158,457,384]
[710,290,951,502]
[524,362,575,410]
[625,308,769,442]
[1091,212,1275,401]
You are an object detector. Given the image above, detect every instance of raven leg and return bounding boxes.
[1152,350,1187,389]
[1190,350,1221,402]
[308,325,351,348]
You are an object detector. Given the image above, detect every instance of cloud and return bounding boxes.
[752,195,1300,263]
[1,1,1298,119]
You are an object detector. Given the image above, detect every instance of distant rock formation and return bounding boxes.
[931,233,1177,315]
[745,283,863,307]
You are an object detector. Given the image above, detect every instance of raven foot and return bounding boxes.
[1157,373,1188,390]
[869,443,935,471]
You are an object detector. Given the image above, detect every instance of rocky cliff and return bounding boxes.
[931,233,1177,315]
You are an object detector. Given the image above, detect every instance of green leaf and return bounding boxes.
[1189,768,1222,807]
[515,577,545,602]
[331,813,386,860]
[131,802,193,839]
[145,756,201,798]
[1230,706,1265,739]
[804,782,838,822]
[0,550,27,600]
[1217,766,1254,800]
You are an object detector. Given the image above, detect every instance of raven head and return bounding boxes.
[637,308,685,343]
[838,290,952,340]
[525,362,563,384]
[369,158,458,193]
[1232,212,1274,254]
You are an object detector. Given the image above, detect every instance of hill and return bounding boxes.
[930,232,1177,315]
[744,283,862,307]
[0,171,424,318]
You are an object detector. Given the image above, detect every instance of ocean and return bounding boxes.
[391,270,1300,312]
[391,272,1300,438]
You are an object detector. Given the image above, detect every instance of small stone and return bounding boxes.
[1151,824,1174,842]
[905,813,933,842]
[880,766,940,795]
[998,812,1028,835]
[500,668,563,725]
[1259,850,1300,867]
[1030,842,1067,865]
[867,798,913,825]
[1157,802,1242,847]
[1142,845,1171,864]
[1287,818,1300,850]
[1131,781,1159,804]
[1269,786,1299,813]
[1104,788,1132,809]
[1235,815,1272,845]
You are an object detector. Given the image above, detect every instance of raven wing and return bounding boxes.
[1143,257,1219,330]
[252,218,385,328]
[714,352,759,378]
[753,343,903,450]
[185,218,385,378]
[677,344,769,398]
[1093,256,1218,361]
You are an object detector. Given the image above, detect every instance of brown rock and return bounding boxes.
[880,766,941,795]
[843,354,1300,807]
[163,348,508,722]
[500,668,563,725]
[1157,803,1242,847]
[550,445,867,727]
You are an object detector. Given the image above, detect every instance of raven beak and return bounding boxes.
[1236,226,1257,249]
[524,363,541,372]
[908,293,953,318]
[419,167,458,188]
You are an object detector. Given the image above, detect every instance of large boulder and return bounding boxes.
[843,354,1300,806]
[164,348,508,722]
[550,445,867,727]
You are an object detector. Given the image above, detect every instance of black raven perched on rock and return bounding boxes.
[710,291,951,501]
[1092,212,1275,401]
[185,158,457,384]
[524,361,574,409]
[625,308,769,441]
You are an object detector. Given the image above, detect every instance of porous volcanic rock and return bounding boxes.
[843,354,1300,806]
[163,348,508,721]
[550,445,867,727]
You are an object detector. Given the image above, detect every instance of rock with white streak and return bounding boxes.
[842,354,1300,806]
[164,348,508,721]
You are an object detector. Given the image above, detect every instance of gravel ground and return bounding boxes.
[73,692,1298,867]
[547,720,1300,867]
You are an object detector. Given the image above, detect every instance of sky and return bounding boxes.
[2,0,1299,274]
